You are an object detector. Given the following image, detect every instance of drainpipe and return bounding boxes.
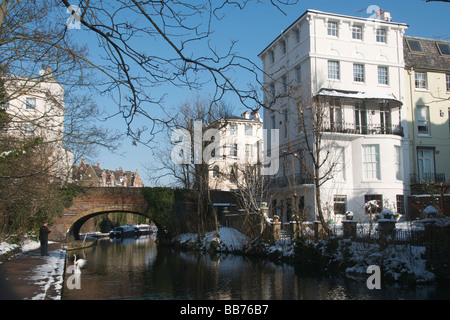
[408,67,416,182]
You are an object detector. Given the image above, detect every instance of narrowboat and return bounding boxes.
[109,225,139,238]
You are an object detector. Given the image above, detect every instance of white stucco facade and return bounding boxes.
[259,9,410,223]
[2,75,74,182]
[207,111,263,191]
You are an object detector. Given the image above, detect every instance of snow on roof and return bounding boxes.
[317,89,401,104]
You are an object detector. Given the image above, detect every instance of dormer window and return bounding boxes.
[436,42,450,56]
[406,39,423,53]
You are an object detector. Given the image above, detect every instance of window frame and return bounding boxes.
[281,75,288,93]
[295,65,301,84]
[436,42,450,56]
[327,21,338,37]
[333,195,347,215]
[448,108,450,135]
[245,143,253,158]
[229,124,237,136]
[25,97,36,110]
[283,108,288,138]
[406,39,424,53]
[269,50,275,64]
[24,122,35,135]
[377,66,389,85]
[394,145,402,180]
[280,40,287,55]
[333,146,345,181]
[362,144,381,181]
[416,105,430,136]
[446,74,450,92]
[228,143,238,157]
[415,71,427,90]
[376,28,387,43]
[245,125,253,136]
[294,28,300,43]
[396,195,404,215]
[353,63,365,83]
[328,60,340,80]
[352,25,363,40]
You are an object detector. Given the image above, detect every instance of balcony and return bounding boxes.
[266,173,314,189]
[410,173,446,185]
[323,121,404,136]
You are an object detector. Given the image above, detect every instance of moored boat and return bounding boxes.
[135,224,151,235]
[109,225,139,238]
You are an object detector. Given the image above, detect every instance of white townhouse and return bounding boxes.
[207,110,264,191]
[258,9,410,224]
[1,72,74,182]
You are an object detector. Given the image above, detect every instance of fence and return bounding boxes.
[281,221,426,246]
[347,228,425,246]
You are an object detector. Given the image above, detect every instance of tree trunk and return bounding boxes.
[314,168,331,235]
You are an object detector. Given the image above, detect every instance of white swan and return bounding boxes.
[73,254,87,274]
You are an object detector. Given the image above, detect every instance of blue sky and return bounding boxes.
[85,0,450,185]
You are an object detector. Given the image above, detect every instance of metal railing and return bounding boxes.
[323,121,404,136]
[410,173,446,184]
[265,173,314,189]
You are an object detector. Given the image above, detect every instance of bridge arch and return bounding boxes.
[66,206,150,241]
[51,187,150,242]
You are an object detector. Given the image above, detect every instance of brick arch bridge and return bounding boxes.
[51,187,150,241]
[50,187,237,242]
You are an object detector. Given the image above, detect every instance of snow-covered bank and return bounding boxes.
[0,242,20,258]
[0,239,51,259]
[0,240,66,300]
[26,248,66,300]
[173,227,251,253]
[172,223,442,285]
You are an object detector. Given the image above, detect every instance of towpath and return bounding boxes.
[0,243,66,300]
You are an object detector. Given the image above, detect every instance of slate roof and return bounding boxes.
[404,36,450,73]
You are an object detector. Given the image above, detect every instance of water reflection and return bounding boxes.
[62,236,449,300]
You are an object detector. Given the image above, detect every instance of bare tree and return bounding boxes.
[0,1,121,162]
[286,91,345,235]
[56,0,298,144]
[146,96,234,235]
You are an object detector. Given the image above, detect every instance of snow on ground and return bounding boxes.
[0,240,66,300]
[343,241,435,283]
[0,239,52,259]
[25,248,66,300]
[174,220,446,284]
[0,242,19,258]
[173,227,250,252]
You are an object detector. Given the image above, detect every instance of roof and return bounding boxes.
[317,89,401,103]
[403,36,450,73]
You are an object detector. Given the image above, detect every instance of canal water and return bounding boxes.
[61,236,449,300]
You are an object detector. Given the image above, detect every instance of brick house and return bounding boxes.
[72,159,144,187]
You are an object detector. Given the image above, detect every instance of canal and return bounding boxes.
[62,236,449,300]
